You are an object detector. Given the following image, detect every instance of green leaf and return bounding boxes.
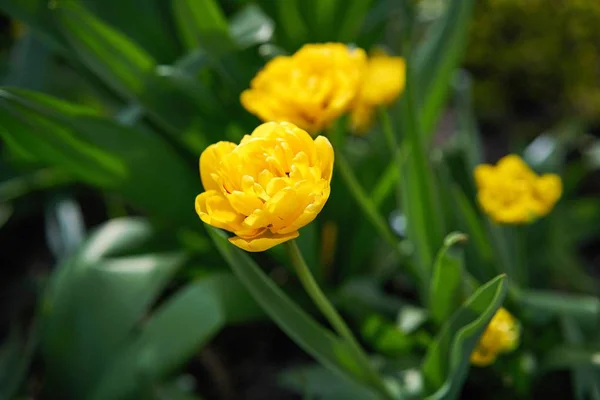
[83,0,178,62]
[42,218,187,398]
[514,288,600,326]
[337,0,375,43]
[206,227,381,392]
[450,185,492,263]
[542,346,600,372]
[399,64,444,287]
[452,71,483,170]
[172,0,232,54]
[428,232,467,325]
[0,88,199,226]
[273,0,310,50]
[414,0,475,137]
[55,2,156,100]
[89,273,260,400]
[421,274,507,399]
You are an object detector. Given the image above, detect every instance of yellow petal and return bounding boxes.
[226,190,264,216]
[200,141,236,191]
[265,188,302,231]
[535,173,562,211]
[473,164,494,189]
[314,136,334,182]
[228,230,299,252]
[195,191,243,232]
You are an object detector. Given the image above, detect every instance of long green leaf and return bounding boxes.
[89,273,261,400]
[428,232,467,325]
[514,288,600,325]
[42,218,186,397]
[206,227,382,392]
[422,274,507,399]
[0,88,198,226]
[172,0,232,53]
[414,0,475,137]
[399,63,444,287]
[55,2,155,100]
[82,0,178,62]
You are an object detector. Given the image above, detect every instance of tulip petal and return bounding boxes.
[228,230,299,252]
[200,142,236,191]
[195,191,243,232]
[314,136,334,182]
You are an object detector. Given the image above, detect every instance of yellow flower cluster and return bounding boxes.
[241,43,405,135]
[471,308,520,366]
[474,155,562,224]
[195,121,334,252]
[350,52,406,133]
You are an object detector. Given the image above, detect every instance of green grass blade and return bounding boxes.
[55,2,155,100]
[172,0,233,54]
[83,0,178,62]
[399,63,444,286]
[414,0,475,137]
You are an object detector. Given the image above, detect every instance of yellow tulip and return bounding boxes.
[471,308,520,366]
[474,154,562,224]
[195,121,334,252]
[351,52,406,134]
[241,43,367,134]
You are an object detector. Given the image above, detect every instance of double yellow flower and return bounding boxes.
[195,122,333,252]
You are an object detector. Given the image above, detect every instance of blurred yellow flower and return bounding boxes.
[471,307,520,366]
[241,43,367,134]
[350,52,406,133]
[195,121,334,252]
[474,154,562,224]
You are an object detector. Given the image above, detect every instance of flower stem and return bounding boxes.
[285,240,393,399]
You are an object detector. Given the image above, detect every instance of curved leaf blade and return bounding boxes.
[422,274,507,399]
[428,232,468,325]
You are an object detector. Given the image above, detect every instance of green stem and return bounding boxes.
[285,240,393,399]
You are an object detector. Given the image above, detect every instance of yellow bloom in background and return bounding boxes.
[350,52,406,133]
[471,308,520,367]
[241,43,367,134]
[474,154,562,224]
[195,121,334,252]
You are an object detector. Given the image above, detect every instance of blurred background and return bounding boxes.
[1,0,599,399]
